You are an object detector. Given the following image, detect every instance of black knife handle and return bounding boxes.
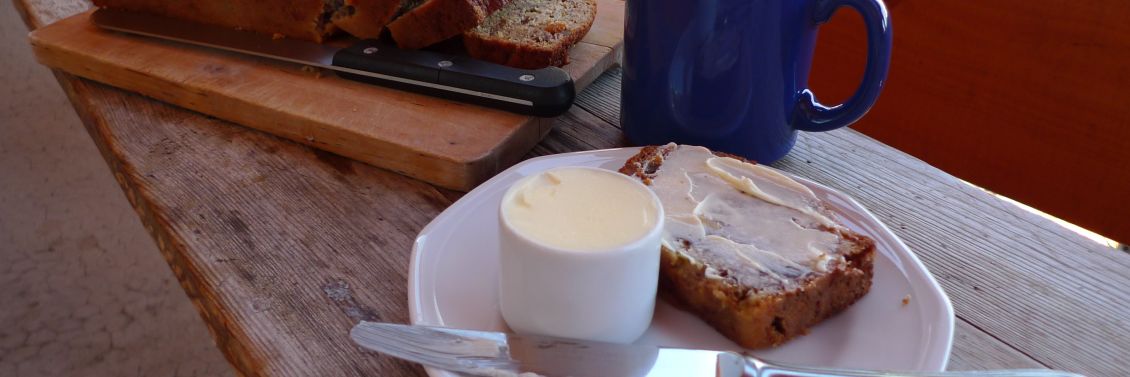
[331,40,575,117]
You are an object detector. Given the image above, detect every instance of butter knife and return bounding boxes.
[350,322,1085,377]
[90,8,575,117]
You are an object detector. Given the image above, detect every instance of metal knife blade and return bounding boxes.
[350,321,727,377]
[89,8,574,117]
[350,322,1091,377]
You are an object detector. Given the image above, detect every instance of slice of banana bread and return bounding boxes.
[330,0,404,39]
[619,144,875,348]
[462,0,596,69]
[386,0,512,49]
[92,0,341,42]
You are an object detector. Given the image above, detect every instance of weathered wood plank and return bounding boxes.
[574,67,623,128]
[772,130,1130,377]
[948,319,1044,371]
[56,75,440,376]
[527,105,625,158]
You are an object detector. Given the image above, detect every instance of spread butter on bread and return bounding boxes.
[619,144,875,348]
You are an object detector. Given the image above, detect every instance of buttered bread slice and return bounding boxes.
[619,144,874,348]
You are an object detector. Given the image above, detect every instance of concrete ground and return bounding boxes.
[0,2,235,376]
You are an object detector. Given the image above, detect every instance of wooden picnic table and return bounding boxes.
[15,1,1130,376]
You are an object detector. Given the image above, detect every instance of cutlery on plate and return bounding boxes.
[89,8,575,117]
[350,322,1085,377]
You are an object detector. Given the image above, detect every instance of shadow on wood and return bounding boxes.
[810,0,1130,244]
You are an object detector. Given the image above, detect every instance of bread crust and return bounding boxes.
[620,145,875,348]
[462,36,564,69]
[92,0,338,42]
[332,0,403,39]
[461,0,596,69]
[387,0,511,49]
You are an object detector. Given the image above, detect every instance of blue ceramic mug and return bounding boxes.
[621,0,892,163]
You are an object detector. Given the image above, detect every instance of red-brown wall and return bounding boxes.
[810,0,1130,244]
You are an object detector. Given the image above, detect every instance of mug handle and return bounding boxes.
[793,0,893,132]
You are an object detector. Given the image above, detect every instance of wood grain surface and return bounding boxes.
[809,0,1130,244]
[28,0,623,192]
[16,0,1130,376]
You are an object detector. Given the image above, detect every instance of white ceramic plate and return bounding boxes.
[408,148,954,376]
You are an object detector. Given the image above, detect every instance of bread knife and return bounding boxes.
[90,8,575,117]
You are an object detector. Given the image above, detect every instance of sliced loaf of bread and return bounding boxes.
[619,144,875,348]
[462,0,596,69]
[330,0,406,39]
[91,0,340,42]
[387,0,512,50]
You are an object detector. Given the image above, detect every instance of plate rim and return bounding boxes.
[408,147,955,376]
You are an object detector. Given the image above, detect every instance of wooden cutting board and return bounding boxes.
[29,1,624,191]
